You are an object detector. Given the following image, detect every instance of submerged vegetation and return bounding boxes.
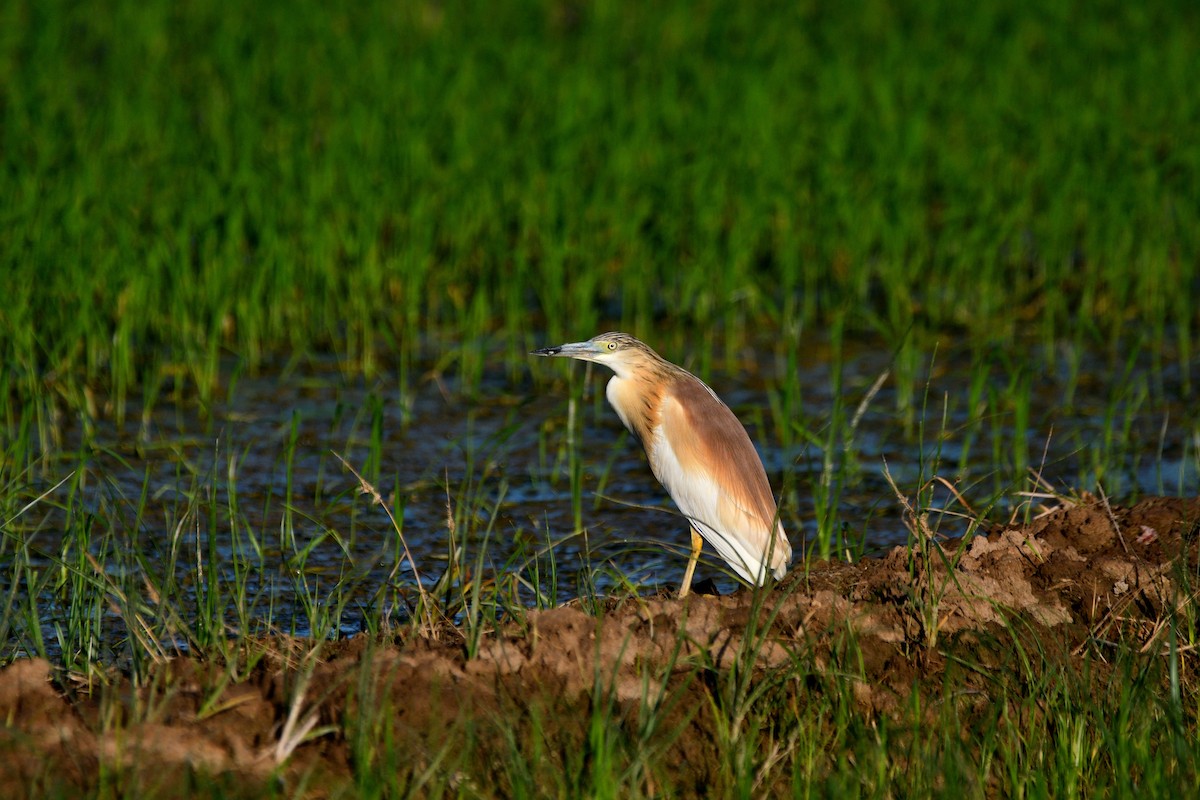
[2,0,1199,795]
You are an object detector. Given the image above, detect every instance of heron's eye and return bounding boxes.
[607,341,617,351]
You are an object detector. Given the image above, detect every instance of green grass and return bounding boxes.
[2,0,1197,422]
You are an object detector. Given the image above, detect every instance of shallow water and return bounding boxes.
[9,336,1199,650]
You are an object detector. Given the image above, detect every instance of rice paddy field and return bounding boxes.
[2,0,1200,795]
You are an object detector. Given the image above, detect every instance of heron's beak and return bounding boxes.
[530,341,601,361]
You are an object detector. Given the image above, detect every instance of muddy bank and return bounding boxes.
[2,496,1197,796]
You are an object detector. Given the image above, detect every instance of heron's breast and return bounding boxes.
[605,375,660,444]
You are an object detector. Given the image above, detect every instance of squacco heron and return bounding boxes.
[532,332,791,597]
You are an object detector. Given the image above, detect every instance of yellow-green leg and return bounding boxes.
[678,528,704,598]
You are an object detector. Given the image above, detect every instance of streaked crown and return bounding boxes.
[588,331,654,355]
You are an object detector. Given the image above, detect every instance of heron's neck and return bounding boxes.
[603,356,679,445]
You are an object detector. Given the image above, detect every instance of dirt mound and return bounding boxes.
[2,496,1197,795]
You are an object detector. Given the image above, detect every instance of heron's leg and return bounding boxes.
[678,527,704,598]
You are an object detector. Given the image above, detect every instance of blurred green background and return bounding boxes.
[2,0,1197,423]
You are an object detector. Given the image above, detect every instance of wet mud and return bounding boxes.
[2,496,1197,796]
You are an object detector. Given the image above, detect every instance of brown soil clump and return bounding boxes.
[2,496,1197,795]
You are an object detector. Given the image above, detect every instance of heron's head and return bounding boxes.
[530,332,657,377]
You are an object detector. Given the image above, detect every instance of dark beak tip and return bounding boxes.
[530,347,562,357]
